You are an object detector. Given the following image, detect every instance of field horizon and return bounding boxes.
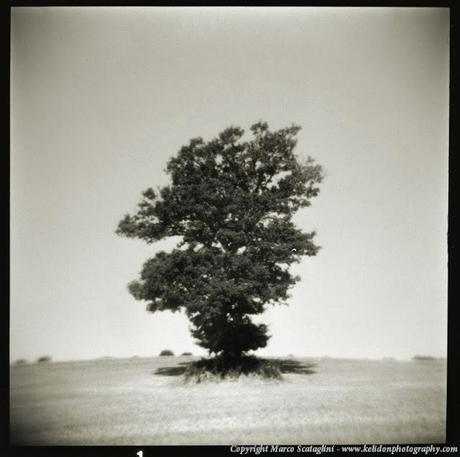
[11,353,447,365]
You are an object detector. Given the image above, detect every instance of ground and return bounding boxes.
[10,356,446,445]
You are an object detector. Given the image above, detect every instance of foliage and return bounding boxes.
[159,349,175,356]
[117,121,323,359]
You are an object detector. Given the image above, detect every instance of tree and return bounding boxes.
[159,349,175,356]
[117,122,322,362]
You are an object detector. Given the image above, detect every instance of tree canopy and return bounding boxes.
[116,121,323,358]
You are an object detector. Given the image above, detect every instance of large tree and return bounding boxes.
[116,122,323,360]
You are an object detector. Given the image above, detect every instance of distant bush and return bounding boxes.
[181,352,193,356]
[15,359,27,365]
[37,356,51,363]
[159,350,174,356]
[412,355,436,361]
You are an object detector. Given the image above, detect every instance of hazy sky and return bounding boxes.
[11,7,449,362]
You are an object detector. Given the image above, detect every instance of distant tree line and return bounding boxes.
[412,355,438,361]
[159,350,193,356]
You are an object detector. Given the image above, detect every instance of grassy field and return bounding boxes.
[10,356,446,445]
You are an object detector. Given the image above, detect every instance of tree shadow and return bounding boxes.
[153,358,317,377]
[270,358,317,375]
[154,362,191,376]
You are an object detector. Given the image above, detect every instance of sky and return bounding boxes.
[10,7,449,362]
